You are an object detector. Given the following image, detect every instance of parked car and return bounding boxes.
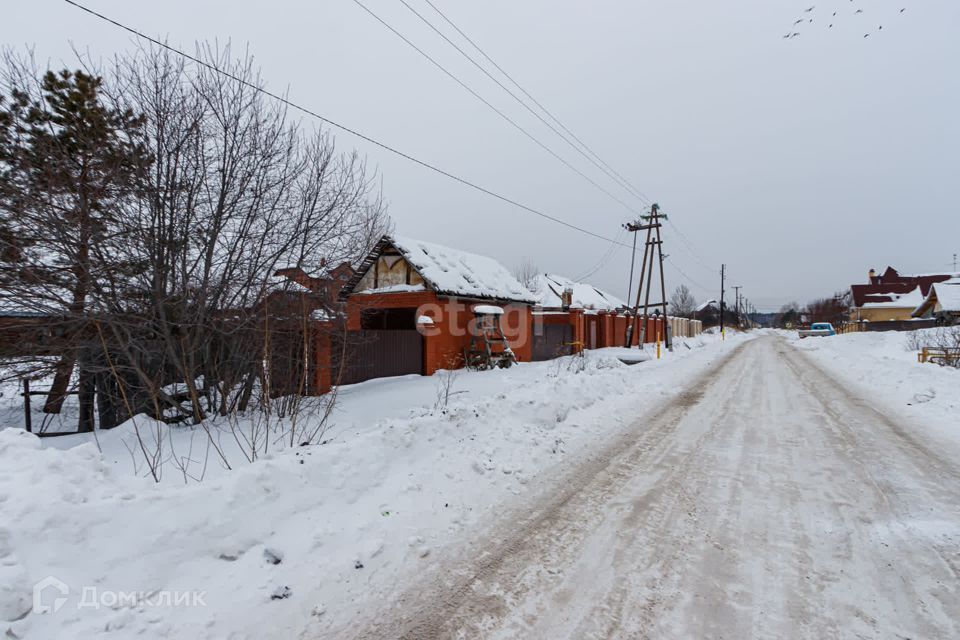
[798,322,836,338]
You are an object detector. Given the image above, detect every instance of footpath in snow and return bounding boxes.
[1,332,748,640]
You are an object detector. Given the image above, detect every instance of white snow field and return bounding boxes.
[3,329,958,639]
[0,333,745,639]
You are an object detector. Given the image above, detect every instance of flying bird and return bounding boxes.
[794,18,804,25]
[864,33,870,37]
[855,9,863,14]
[900,8,906,13]
[805,6,815,12]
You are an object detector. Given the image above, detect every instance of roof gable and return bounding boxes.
[914,278,960,315]
[342,235,538,304]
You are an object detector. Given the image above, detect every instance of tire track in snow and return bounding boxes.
[349,336,960,639]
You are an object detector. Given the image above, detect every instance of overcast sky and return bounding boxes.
[4,0,958,309]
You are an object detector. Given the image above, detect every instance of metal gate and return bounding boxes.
[331,330,423,385]
[532,324,573,361]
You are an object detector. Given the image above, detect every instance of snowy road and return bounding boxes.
[355,335,960,639]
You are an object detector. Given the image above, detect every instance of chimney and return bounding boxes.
[868,268,876,283]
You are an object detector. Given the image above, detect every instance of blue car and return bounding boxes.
[798,322,836,338]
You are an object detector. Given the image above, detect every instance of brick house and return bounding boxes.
[338,234,538,380]
[273,260,355,305]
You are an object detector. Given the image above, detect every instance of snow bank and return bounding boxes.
[789,329,960,459]
[0,332,751,639]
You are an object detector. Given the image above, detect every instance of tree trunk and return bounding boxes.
[43,355,76,414]
[77,360,96,432]
[95,369,118,429]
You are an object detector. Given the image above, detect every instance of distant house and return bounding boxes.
[530,273,626,312]
[339,234,538,378]
[912,278,960,325]
[0,295,70,358]
[849,267,959,323]
[524,273,627,357]
[272,260,355,306]
[694,299,720,325]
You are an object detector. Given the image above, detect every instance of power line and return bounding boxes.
[420,0,656,207]
[665,217,715,274]
[397,0,723,287]
[62,0,637,248]
[401,1,720,286]
[398,0,646,209]
[351,0,644,217]
[574,225,626,281]
[65,0,717,295]
[666,256,713,294]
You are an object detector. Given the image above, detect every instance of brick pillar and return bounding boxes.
[312,329,332,395]
[569,308,585,353]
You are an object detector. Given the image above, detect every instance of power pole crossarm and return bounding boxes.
[625,203,670,349]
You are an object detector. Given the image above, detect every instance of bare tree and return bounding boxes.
[804,291,849,326]
[775,301,801,329]
[1,44,390,474]
[513,258,540,293]
[669,284,697,318]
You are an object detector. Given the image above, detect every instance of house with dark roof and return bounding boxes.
[849,267,959,323]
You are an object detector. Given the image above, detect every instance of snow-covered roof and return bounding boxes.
[695,299,719,312]
[933,282,960,312]
[366,235,538,304]
[356,283,426,295]
[532,274,625,311]
[861,285,926,309]
[0,293,53,317]
[913,278,960,315]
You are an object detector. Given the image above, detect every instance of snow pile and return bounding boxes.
[790,329,960,458]
[531,273,625,311]
[389,235,538,303]
[0,332,750,639]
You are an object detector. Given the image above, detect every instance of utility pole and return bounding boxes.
[719,264,726,339]
[624,220,641,303]
[625,203,669,348]
[733,286,742,330]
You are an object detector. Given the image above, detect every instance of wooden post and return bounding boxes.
[77,360,95,433]
[23,379,32,433]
